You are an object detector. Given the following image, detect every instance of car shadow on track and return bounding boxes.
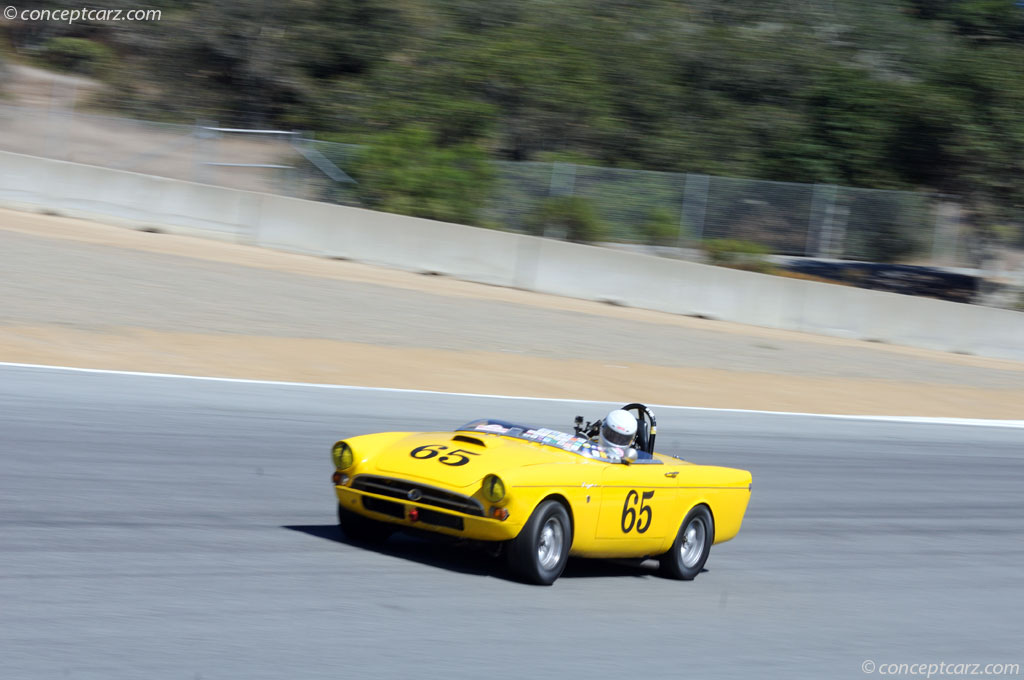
[284,524,496,577]
[284,524,687,583]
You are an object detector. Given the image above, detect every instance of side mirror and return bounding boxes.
[621,448,638,464]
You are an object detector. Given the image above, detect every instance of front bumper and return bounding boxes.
[335,485,524,542]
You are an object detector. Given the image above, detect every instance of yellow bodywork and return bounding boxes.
[333,429,751,559]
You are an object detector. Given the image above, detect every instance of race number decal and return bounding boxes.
[409,444,480,467]
[620,490,655,534]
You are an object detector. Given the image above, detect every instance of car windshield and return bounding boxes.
[457,419,608,459]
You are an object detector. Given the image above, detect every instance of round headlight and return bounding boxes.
[332,441,354,470]
[482,474,505,503]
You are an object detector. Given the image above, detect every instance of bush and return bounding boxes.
[702,238,775,272]
[37,38,114,77]
[641,208,681,246]
[526,196,606,243]
[350,126,494,225]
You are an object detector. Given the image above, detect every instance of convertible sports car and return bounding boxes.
[331,403,752,585]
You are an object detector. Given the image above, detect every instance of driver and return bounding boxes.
[597,409,638,461]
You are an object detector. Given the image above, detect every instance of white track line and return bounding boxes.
[2,360,1023,428]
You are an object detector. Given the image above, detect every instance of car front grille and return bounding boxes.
[418,508,465,530]
[362,495,404,519]
[352,475,484,517]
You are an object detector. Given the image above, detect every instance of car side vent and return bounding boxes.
[452,435,486,447]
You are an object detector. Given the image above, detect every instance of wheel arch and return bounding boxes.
[680,501,715,545]
[538,492,575,541]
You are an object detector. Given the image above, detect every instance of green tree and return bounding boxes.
[350,125,494,225]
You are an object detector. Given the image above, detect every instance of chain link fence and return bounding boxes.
[0,103,971,267]
[481,161,963,265]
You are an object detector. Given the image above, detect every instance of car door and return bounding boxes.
[595,462,679,550]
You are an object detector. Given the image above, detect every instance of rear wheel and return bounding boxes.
[338,505,394,544]
[506,500,572,585]
[659,505,713,580]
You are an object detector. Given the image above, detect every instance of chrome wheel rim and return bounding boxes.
[537,517,564,570]
[680,517,706,568]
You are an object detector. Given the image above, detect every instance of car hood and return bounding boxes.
[370,431,569,489]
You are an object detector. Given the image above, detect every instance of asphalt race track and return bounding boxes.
[1,364,1022,679]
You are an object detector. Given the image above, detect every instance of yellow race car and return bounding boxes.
[331,403,752,585]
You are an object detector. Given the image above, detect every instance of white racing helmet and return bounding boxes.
[599,409,637,454]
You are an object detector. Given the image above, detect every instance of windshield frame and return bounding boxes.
[457,419,618,462]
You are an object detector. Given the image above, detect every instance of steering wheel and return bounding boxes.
[618,403,657,455]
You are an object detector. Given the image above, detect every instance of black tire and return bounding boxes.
[338,505,394,544]
[506,500,572,585]
[659,505,714,580]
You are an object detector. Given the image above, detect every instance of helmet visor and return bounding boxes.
[601,422,634,448]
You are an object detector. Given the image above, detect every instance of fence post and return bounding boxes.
[285,130,300,197]
[829,190,849,258]
[931,196,963,266]
[677,174,688,248]
[549,162,577,197]
[947,201,962,267]
[193,120,207,184]
[682,173,709,244]
[807,184,823,256]
[807,184,838,257]
[543,163,577,239]
[192,121,201,183]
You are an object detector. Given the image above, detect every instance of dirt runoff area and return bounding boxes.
[1,207,1022,419]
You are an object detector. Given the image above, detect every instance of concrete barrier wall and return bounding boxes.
[2,150,1022,361]
[0,151,252,238]
[256,193,525,286]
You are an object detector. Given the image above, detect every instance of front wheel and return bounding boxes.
[659,505,713,580]
[338,505,394,544]
[506,500,572,585]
